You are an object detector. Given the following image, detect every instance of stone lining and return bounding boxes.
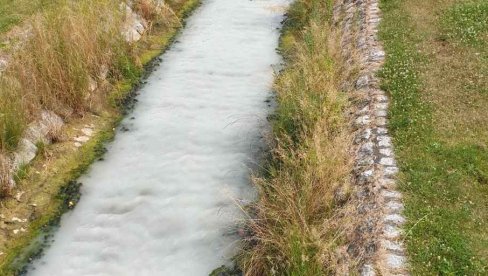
[333,0,408,275]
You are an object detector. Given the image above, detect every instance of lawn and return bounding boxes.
[380,0,488,274]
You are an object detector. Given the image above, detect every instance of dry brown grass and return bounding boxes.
[0,155,12,197]
[6,0,126,117]
[0,0,178,155]
[0,0,180,199]
[241,0,355,274]
[0,0,128,153]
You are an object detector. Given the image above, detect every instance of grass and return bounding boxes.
[0,154,12,195]
[0,0,128,152]
[0,0,60,34]
[0,0,201,274]
[0,87,25,152]
[0,0,183,175]
[0,120,118,275]
[241,0,355,274]
[379,0,488,274]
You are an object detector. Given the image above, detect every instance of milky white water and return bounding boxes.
[28,0,289,275]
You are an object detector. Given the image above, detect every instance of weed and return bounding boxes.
[242,0,353,274]
[0,155,13,197]
[13,164,29,183]
[0,82,26,152]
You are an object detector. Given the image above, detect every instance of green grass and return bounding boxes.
[380,0,488,274]
[0,95,25,152]
[441,1,488,48]
[0,0,58,33]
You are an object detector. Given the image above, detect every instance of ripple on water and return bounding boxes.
[28,0,290,275]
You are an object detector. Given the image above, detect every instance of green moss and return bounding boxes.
[0,119,117,275]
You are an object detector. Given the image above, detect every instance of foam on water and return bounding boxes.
[28,0,289,275]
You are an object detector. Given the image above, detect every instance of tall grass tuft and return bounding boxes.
[242,0,353,274]
[3,0,129,117]
[0,154,13,197]
[0,78,26,152]
[0,0,173,152]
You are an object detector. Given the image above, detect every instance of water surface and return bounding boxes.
[29,0,288,274]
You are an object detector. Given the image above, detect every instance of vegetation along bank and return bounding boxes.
[0,0,200,273]
[0,0,486,274]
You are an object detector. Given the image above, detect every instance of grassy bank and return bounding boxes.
[0,0,60,34]
[379,0,487,274]
[0,0,200,274]
[0,0,138,157]
[242,0,354,274]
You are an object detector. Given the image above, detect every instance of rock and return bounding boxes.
[10,217,27,223]
[383,224,401,239]
[88,76,98,92]
[359,142,374,155]
[363,170,374,178]
[13,139,38,169]
[377,136,391,147]
[375,109,387,117]
[74,136,90,143]
[381,239,404,252]
[356,105,370,115]
[381,190,402,201]
[361,264,376,276]
[385,201,404,213]
[0,57,8,72]
[24,110,64,144]
[355,128,372,144]
[384,214,405,225]
[356,75,370,89]
[379,157,395,166]
[374,94,388,103]
[41,110,64,141]
[356,115,371,127]
[376,127,388,135]
[375,103,388,111]
[122,3,148,43]
[12,227,27,235]
[379,147,392,156]
[384,166,399,177]
[81,128,94,137]
[14,191,24,202]
[385,253,406,269]
[99,65,109,80]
